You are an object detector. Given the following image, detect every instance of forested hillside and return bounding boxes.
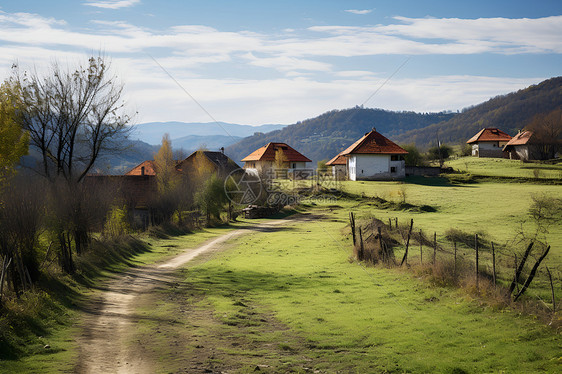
[394,76,562,147]
[225,108,455,163]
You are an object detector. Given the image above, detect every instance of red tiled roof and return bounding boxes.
[125,160,158,176]
[503,131,533,146]
[467,128,512,144]
[340,130,408,155]
[241,142,311,162]
[326,153,347,166]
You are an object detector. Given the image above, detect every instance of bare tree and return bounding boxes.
[6,55,133,273]
[8,55,132,183]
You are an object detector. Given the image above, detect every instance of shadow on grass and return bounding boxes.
[404,175,474,187]
[182,266,339,299]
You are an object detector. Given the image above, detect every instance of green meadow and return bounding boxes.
[445,157,562,179]
[150,209,561,373]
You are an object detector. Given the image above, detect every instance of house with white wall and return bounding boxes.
[467,128,512,158]
[337,129,408,181]
[325,153,347,179]
[241,142,311,173]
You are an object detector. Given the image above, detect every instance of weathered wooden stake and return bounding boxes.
[395,217,398,228]
[358,227,364,261]
[432,232,437,265]
[349,212,356,246]
[491,241,497,287]
[388,218,392,230]
[378,226,384,263]
[419,229,423,265]
[509,242,534,295]
[475,234,479,292]
[514,246,550,302]
[400,219,414,267]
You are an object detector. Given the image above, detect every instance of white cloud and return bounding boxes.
[0,10,558,124]
[344,9,373,15]
[84,0,141,10]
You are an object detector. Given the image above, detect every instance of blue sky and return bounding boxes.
[0,0,560,125]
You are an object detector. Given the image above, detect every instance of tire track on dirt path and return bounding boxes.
[75,219,289,373]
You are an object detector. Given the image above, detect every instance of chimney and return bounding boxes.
[372,127,376,132]
[141,166,145,176]
[220,147,224,154]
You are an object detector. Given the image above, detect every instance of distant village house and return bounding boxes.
[329,129,408,181]
[503,130,559,161]
[241,142,311,173]
[467,128,512,158]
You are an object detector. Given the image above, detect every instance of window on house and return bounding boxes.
[391,155,398,161]
[292,163,296,169]
[391,167,396,173]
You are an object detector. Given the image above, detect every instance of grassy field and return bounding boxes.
[133,211,561,373]
[445,156,562,179]
[0,225,240,373]
[2,171,561,373]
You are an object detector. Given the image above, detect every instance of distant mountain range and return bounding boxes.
[131,121,287,147]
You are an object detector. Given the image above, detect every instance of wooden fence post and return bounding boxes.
[514,246,550,302]
[419,229,423,265]
[349,212,356,246]
[389,218,392,230]
[491,241,496,287]
[433,232,437,265]
[509,242,534,295]
[400,219,414,267]
[358,227,364,261]
[378,226,384,263]
[475,234,479,292]
[395,217,398,229]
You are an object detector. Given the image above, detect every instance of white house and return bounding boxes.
[325,153,347,179]
[467,128,512,158]
[337,129,408,181]
[241,142,311,174]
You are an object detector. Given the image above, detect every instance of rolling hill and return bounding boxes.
[225,77,561,164]
[224,108,456,164]
[394,76,562,147]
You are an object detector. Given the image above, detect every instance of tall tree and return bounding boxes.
[8,55,131,183]
[154,133,177,193]
[0,83,29,183]
[6,55,132,272]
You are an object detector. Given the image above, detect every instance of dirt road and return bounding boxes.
[76,220,286,373]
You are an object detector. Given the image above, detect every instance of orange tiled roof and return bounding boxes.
[467,128,512,144]
[326,153,347,166]
[503,131,533,146]
[340,130,408,155]
[125,160,158,176]
[241,142,311,162]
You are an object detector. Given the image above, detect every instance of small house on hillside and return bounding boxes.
[502,130,559,160]
[241,142,311,172]
[126,150,240,179]
[177,150,240,179]
[467,128,512,158]
[325,153,347,179]
[336,129,408,181]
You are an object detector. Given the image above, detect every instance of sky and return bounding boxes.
[0,0,560,126]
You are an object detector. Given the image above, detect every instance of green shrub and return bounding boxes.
[102,205,131,238]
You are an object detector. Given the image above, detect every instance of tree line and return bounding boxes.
[0,56,236,303]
